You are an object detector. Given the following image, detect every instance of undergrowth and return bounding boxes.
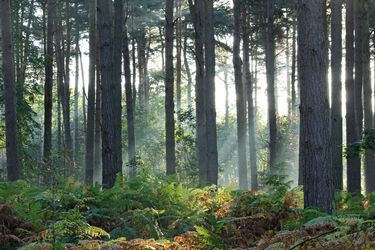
[1,166,375,249]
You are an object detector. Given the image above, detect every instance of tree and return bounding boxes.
[97,0,118,188]
[330,0,343,190]
[43,0,55,169]
[205,0,218,186]
[123,23,136,179]
[188,0,208,182]
[85,0,96,185]
[1,0,21,181]
[298,0,334,214]
[362,0,374,194]
[114,0,124,174]
[165,0,176,175]
[233,0,248,190]
[266,0,278,173]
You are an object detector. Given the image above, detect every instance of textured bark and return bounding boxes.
[233,0,248,189]
[267,0,278,172]
[98,0,117,188]
[85,0,96,186]
[298,0,334,214]
[123,24,136,179]
[165,0,176,175]
[1,0,21,181]
[114,0,123,174]
[188,0,207,182]
[331,0,343,191]
[205,0,218,186]
[43,0,55,164]
[362,0,374,195]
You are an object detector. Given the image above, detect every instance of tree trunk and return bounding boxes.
[183,24,192,108]
[94,27,102,184]
[331,0,343,191]
[123,24,136,179]
[1,0,21,181]
[243,5,257,190]
[188,0,207,182]
[98,0,117,188]
[64,0,72,163]
[43,0,55,166]
[205,0,218,186]
[114,0,123,174]
[85,0,96,186]
[298,0,334,214]
[363,0,374,195]
[165,0,176,175]
[176,0,182,112]
[267,0,278,173]
[74,1,79,164]
[233,0,248,189]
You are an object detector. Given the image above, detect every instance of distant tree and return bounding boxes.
[298,0,334,214]
[165,0,176,175]
[1,0,21,181]
[330,0,343,190]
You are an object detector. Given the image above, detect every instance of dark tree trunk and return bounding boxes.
[267,0,278,173]
[331,0,343,191]
[205,0,218,186]
[363,0,374,194]
[176,0,182,112]
[44,0,55,166]
[188,0,207,182]
[298,0,334,214]
[94,27,102,184]
[114,0,123,174]
[74,1,80,164]
[98,0,118,188]
[1,0,21,181]
[165,0,176,175]
[233,0,248,189]
[85,0,96,185]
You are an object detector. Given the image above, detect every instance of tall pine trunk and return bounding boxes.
[298,0,334,214]
[331,0,343,191]
[165,0,176,175]
[1,0,21,181]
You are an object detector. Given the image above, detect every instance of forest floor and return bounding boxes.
[1,172,375,250]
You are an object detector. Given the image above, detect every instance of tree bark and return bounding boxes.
[114,0,123,174]
[267,0,278,173]
[233,0,248,189]
[331,0,343,191]
[43,0,55,167]
[98,0,118,188]
[123,24,136,179]
[298,0,334,214]
[1,0,21,181]
[165,0,176,175]
[205,0,218,186]
[362,0,374,195]
[85,0,96,186]
[188,0,207,182]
